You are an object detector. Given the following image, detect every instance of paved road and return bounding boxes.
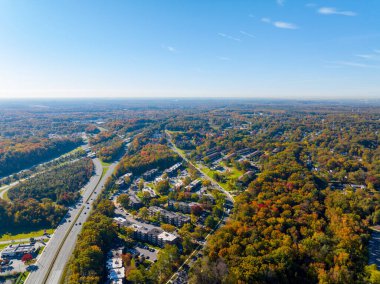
[166,130,235,203]
[167,212,230,284]
[0,236,47,246]
[26,158,116,284]
[165,131,234,283]
[369,228,380,269]
[0,181,20,200]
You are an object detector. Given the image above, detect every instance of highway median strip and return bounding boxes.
[32,162,105,284]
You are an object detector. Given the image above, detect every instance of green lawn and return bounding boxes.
[100,160,112,168]
[15,271,29,284]
[170,141,187,157]
[2,190,11,202]
[0,240,34,250]
[165,130,188,157]
[100,167,107,179]
[197,163,228,191]
[198,163,243,192]
[0,228,54,242]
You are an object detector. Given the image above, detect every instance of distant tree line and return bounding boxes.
[0,137,82,178]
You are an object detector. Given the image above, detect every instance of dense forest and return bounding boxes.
[89,131,125,162]
[0,158,94,233]
[192,145,378,283]
[116,143,180,176]
[0,198,67,232]
[185,110,380,283]
[0,137,82,177]
[8,158,94,205]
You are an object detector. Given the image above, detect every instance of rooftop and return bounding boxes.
[158,232,177,242]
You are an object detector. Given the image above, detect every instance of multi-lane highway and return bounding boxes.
[26,158,118,284]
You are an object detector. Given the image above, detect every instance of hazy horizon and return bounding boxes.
[0,0,379,99]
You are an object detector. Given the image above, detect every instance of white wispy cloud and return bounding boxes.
[240,31,255,38]
[162,45,178,53]
[277,0,285,6]
[328,61,379,68]
[273,21,298,29]
[218,32,241,42]
[339,61,376,68]
[354,50,380,61]
[318,7,356,16]
[356,54,373,59]
[261,17,298,30]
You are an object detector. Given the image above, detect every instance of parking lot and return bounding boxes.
[126,245,158,262]
[0,258,26,275]
[135,246,158,262]
[0,242,45,276]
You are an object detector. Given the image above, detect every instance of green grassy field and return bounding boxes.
[0,241,29,250]
[100,167,108,179]
[198,162,243,192]
[2,190,10,202]
[0,228,54,242]
[15,271,29,284]
[100,160,112,168]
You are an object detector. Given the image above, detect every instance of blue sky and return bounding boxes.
[0,0,379,99]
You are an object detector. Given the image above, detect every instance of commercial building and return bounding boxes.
[1,243,36,259]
